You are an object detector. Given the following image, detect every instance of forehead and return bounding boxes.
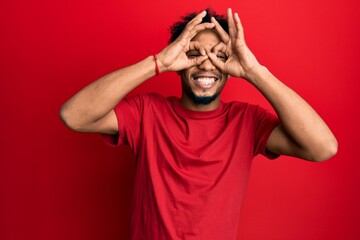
[191,29,222,48]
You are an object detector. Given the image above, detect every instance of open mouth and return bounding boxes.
[192,75,220,89]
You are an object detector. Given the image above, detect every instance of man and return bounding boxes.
[60,8,337,240]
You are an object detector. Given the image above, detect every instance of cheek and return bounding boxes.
[217,77,228,90]
[180,68,196,82]
[218,73,228,82]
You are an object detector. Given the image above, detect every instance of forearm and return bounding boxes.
[60,55,156,130]
[247,66,338,160]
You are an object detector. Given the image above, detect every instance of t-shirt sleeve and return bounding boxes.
[253,106,281,159]
[102,94,144,150]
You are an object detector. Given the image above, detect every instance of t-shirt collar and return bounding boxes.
[170,96,224,119]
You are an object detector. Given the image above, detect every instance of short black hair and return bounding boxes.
[169,8,228,43]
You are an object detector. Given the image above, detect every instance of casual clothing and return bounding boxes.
[104,93,280,240]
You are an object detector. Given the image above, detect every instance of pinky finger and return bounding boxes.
[234,13,245,39]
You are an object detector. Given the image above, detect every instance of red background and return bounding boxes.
[1,0,359,239]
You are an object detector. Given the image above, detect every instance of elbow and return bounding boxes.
[309,139,338,162]
[59,105,82,132]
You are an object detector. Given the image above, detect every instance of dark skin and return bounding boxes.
[60,9,337,161]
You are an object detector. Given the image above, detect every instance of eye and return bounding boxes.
[217,53,227,62]
[187,51,201,58]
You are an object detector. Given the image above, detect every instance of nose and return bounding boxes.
[198,58,215,71]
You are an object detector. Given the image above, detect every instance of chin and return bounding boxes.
[188,91,219,105]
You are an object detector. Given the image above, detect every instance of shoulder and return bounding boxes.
[123,93,174,113]
[122,92,168,105]
[134,92,168,102]
[229,100,273,112]
[225,100,260,114]
[141,93,173,107]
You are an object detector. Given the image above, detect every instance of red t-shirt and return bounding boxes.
[104,93,280,240]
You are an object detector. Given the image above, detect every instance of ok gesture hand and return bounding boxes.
[208,8,262,80]
[156,11,215,72]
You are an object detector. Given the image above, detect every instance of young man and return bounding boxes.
[60,8,337,240]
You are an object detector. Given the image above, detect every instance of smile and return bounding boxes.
[192,76,219,89]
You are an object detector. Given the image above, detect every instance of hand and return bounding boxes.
[156,11,215,72]
[208,8,262,80]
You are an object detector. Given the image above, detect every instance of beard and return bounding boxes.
[186,89,219,105]
[180,69,226,105]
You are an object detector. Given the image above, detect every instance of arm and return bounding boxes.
[60,57,158,134]
[208,8,338,161]
[60,11,214,134]
[248,66,338,161]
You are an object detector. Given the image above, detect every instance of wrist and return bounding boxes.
[153,55,161,75]
[154,53,168,74]
[243,65,268,82]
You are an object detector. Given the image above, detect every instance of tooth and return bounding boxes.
[197,77,215,84]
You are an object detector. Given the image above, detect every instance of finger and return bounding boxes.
[207,50,226,71]
[178,11,209,41]
[189,41,206,56]
[211,42,227,56]
[211,17,229,43]
[234,12,245,41]
[186,10,207,31]
[227,8,237,41]
[188,55,209,67]
[192,10,207,22]
[188,22,215,39]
